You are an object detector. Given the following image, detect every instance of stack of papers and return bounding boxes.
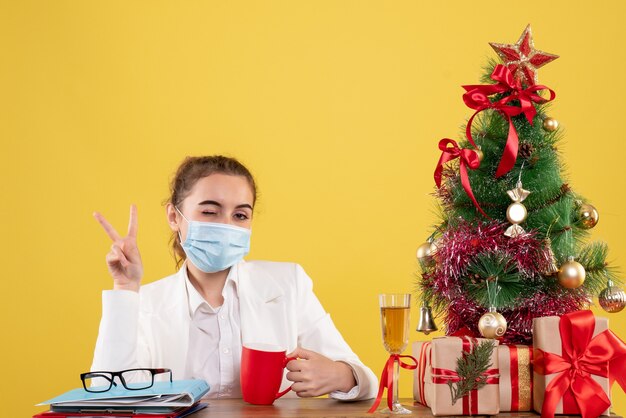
[35,380,210,417]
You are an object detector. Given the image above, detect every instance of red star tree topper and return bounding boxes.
[489,24,559,87]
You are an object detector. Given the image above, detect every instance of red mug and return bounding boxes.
[240,343,297,405]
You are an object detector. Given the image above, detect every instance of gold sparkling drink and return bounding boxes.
[380,306,410,354]
[377,293,412,414]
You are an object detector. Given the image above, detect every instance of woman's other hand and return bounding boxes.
[285,347,357,397]
[93,205,143,292]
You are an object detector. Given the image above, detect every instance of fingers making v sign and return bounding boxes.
[93,204,144,292]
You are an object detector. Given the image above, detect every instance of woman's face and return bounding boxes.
[168,173,254,240]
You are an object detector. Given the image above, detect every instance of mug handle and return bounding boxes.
[275,356,298,399]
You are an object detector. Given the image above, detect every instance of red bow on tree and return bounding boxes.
[462,64,555,178]
[534,310,626,418]
[434,138,486,217]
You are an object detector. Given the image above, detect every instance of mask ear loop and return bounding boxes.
[175,206,189,245]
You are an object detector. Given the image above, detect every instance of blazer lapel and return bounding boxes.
[148,268,190,379]
[237,261,291,350]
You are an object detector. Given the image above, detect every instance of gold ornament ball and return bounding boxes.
[478,311,507,339]
[429,237,442,254]
[543,117,559,132]
[558,259,586,289]
[416,241,433,261]
[599,282,626,313]
[506,202,528,224]
[578,203,599,229]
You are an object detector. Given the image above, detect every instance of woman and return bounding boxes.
[91,155,378,400]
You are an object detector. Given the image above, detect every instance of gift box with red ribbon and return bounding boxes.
[415,336,500,415]
[532,310,626,418]
[498,344,533,412]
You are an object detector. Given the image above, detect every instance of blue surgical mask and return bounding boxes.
[176,207,251,273]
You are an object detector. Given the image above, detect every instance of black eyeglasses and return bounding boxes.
[80,368,173,393]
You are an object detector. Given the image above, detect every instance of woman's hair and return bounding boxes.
[167,155,257,268]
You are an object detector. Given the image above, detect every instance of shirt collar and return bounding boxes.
[182,261,241,316]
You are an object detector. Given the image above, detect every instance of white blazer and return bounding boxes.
[91,260,378,400]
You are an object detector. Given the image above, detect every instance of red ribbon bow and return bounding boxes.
[462,64,555,178]
[434,138,486,217]
[367,354,417,413]
[430,336,499,415]
[534,310,626,418]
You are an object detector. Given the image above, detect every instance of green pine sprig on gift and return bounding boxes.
[447,340,496,405]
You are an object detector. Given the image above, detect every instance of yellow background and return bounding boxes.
[2,1,625,416]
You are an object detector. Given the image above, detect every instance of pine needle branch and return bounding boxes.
[447,340,496,405]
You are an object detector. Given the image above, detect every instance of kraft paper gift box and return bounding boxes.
[412,341,432,407]
[427,336,500,416]
[532,312,610,417]
[497,344,533,412]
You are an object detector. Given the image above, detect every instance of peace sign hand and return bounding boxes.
[93,204,144,292]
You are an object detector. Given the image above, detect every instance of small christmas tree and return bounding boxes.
[416,25,625,344]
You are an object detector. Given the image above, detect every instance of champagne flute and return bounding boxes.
[379,293,411,414]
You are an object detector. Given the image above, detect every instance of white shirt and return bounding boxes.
[183,265,242,398]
